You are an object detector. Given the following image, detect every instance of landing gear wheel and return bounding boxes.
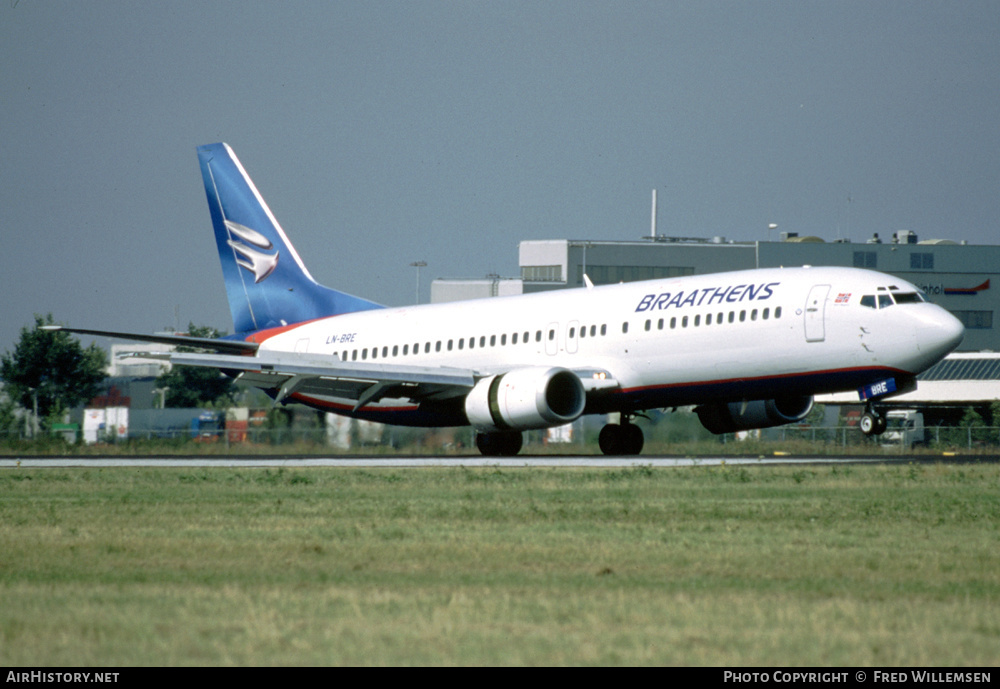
[475,431,524,456]
[599,424,622,455]
[860,410,887,437]
[598,422,645,455]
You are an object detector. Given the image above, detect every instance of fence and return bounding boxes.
[741,424,1000,451]
[5,423,1000,452]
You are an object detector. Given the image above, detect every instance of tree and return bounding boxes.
[155,324,236,408]
[0,314,107,425]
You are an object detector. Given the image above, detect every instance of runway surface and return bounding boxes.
[0,454,950,468]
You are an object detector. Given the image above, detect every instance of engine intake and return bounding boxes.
[465,367,586,432]
[696,396,814,434]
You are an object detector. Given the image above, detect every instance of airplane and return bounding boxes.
[48,143,966,455]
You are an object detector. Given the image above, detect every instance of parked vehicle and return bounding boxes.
[881,409,925,447]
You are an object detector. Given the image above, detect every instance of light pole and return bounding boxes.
[410,261,427,304]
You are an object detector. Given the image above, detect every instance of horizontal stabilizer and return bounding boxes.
[40,326,259,355]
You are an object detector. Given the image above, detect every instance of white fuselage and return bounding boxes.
[243,265,964,425]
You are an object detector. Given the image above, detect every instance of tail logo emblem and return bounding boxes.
[225,220,279,283]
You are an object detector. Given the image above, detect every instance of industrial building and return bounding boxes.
[433,230,998,352]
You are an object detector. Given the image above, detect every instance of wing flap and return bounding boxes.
[167,351,476,408]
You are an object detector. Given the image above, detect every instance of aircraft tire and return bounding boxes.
[623,423,644,455]
[476,430,524,456]
[599,424,622,455]
[599,423,645,455]
[860,412,887,437]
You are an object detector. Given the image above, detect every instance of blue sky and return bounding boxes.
[2,1,998,354]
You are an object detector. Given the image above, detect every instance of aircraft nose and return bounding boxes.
[925,307,965,359]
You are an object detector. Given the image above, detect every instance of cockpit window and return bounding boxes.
[893,292,923,304]
[861,288,926,309]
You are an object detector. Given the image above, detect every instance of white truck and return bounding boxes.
[881,410,925,447]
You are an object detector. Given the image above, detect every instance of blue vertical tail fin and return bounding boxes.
[197,143,382,335]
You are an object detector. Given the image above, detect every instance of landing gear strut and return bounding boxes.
[860,406,887,436]
[598,416,645,455]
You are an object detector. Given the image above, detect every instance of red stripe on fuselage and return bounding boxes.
[242,317,334,345]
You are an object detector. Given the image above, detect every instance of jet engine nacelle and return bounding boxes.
[465,367,587,432]
[696,395,814,434]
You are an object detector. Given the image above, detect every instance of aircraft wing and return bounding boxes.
[163,351,478,409]
[43,325,621,411]
[165,352,622,410]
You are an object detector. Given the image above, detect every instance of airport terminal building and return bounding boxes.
[434,230,999,352]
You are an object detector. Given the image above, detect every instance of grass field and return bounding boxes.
[1,463,998,666]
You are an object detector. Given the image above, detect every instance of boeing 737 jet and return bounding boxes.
[49,143,965,455]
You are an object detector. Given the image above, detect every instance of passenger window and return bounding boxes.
[600,324,607,336]
[424,342,431,354]
[403,344,409,355]
[501,334,507,345]
[622,322,629,334]
[762,308,769,320]
[590,325,597,337]
[682,316,688,328]
[392,345,398,356]
[670,317,677,329]
[728,312,735,323]
[447,340,453,351]
[644,320,651,332]
[436,341,442,352]
[490,335,496,346]
[775,307,782,319]
[512,332,519,344]
[658,318,664,330]
[751,309,757,321]
[739,311,746,322]
[693,315,700,327]
[536,331,542,342]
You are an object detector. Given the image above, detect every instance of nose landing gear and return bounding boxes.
[860,407,887,436]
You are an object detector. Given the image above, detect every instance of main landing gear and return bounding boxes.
[860,406,887,437]
[598,416,645,456]
[475,430,524,456]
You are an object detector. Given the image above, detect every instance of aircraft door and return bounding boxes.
[545,322,559,356]
[566,320,580,354]
[804,285,830,342]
